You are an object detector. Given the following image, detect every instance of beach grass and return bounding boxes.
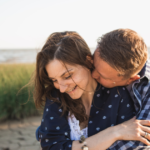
[0,63,39,120]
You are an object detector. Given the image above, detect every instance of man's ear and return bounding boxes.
[86,55,93,64]
[126,75,140,85]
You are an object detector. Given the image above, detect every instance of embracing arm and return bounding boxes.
[73,85,150,150]
[73,118,150,150]
[108,89,150,150]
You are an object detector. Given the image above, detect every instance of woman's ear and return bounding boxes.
[86,55,93,64]
[86,55,94,71]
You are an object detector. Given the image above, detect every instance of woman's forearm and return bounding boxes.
[72,117,150,150]
[72,125,119,150]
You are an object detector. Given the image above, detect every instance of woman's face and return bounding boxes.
[45,59,92,99]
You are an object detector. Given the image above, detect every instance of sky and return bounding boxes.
[0,0,150,49]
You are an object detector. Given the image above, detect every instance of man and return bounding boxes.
[92,29,150,150]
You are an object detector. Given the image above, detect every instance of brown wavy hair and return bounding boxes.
[33,31,93,123]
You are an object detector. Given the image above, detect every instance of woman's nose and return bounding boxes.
[59,83,68,93]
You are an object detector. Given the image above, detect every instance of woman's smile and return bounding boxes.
[67,85,78,94]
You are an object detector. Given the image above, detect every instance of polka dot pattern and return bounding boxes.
[97,94,100,97]
[115,94,118,97]
[56,126,60,130]
[68,145,72,148]
[89,121,93,124]
[59,109,62,112]
[127,104,130,107]
[45,139,49,142]
[96,127,100,131]
[121,116,125,119]
[108,105,112,108]
[96,111,99,114]
[50,117,54,120]
[103,116,107,119]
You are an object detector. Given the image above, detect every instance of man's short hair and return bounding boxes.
[97,29,148,79]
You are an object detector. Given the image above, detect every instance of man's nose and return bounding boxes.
[92,69,99,79]
[59,84,68,93]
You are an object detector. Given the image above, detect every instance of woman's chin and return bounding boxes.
[67,92,81,100]
[69,95,79,100]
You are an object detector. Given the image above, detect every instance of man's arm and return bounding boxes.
[108,88,150,150]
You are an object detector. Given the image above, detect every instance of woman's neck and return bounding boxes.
[81,77,97,110]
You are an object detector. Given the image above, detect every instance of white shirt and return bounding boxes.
[68,112,88,140]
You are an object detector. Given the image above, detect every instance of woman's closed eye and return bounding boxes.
[51,74,72,82]
[52,79,57,82]
[65,74,72,79]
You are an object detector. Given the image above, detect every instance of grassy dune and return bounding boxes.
[0,63,39,120]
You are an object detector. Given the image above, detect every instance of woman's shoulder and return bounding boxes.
[44,89,62,114]
[46,88,61,103]
[45,97,60,110]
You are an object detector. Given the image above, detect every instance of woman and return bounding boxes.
[34,31,150,150]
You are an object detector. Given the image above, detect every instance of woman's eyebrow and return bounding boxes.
[61,69,73,77]
[49,69,73,79]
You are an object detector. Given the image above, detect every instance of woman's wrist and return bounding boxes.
[97,125,121,142]
[111,125,122,141]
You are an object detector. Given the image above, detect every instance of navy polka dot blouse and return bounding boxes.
[38,83,135,150]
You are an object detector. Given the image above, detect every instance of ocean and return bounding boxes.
[0,48,149,64]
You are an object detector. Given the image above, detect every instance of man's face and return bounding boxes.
[92,49,129,88]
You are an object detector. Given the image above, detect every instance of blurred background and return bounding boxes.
[0,0,150,149]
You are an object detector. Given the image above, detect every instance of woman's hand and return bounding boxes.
[115,117,150,145]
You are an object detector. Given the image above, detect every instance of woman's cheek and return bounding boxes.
[54,82,60,90]
[71,76,82,85]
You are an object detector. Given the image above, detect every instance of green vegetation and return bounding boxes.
[0,63,39,120]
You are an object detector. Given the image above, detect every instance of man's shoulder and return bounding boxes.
[126,60,150,102]
[136,60,150,94]
[145,60,150,80]
[133,60,150,89]
[135,76,150,99]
